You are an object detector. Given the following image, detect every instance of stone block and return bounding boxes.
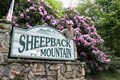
[2,66,10,77]
[57,69,64,80]
[23,67,32,73]
[1,32,10,48]
[34,72,46,75]
[11,69,20,75]
[32,63,45,75]
[28,71,35,79]
[0,23,5,29]
[66,65,72,71]
[0,47,9,53]
[3,54,8,64]
[20,73,29,80]
[0,32,3,42]
[47,71,57,75]
[60,64,66,74]
[0,22,12,30]
[49,64,60,70]
[24,64,29,67]
[0,66,4,76]
[0,53,4,64]
[35,76,47,80]
[47,75,57,80]
[2,76,9,80]
[8,63,25,79]
[9,71,16,79]
[10,63,25,73]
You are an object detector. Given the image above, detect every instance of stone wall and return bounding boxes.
[0,20,85,80]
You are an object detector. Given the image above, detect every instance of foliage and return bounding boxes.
[0,0,12,19]
[76,0,120,56]
[76,0,101,23]
[95,0,120,56]
[101,71,120,80]
[46,0,63,18]
[0,0,24,19]
[12,0,111,73]
[86,71,120,80]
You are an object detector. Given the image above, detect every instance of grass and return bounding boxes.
[86,70,120,80]
[100,71,120,80]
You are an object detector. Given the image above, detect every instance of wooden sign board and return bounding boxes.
[9,25,75,61]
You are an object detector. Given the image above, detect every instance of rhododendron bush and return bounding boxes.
[13,0,110,73]
[58,9,110,73]
[13,0,59,28]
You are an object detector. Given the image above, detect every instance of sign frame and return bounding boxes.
[9,25,75,61]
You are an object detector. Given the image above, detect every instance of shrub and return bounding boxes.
[58,8,110,73]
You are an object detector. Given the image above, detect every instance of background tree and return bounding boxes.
[0,0,12,19]
[96,0,120,56]
[76,0,120,56]
[0,0,24,19]
[46,0,63,18]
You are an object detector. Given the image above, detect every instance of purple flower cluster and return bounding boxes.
[13,0,59,28]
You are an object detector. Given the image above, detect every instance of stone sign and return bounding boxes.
[9,25,75,60]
